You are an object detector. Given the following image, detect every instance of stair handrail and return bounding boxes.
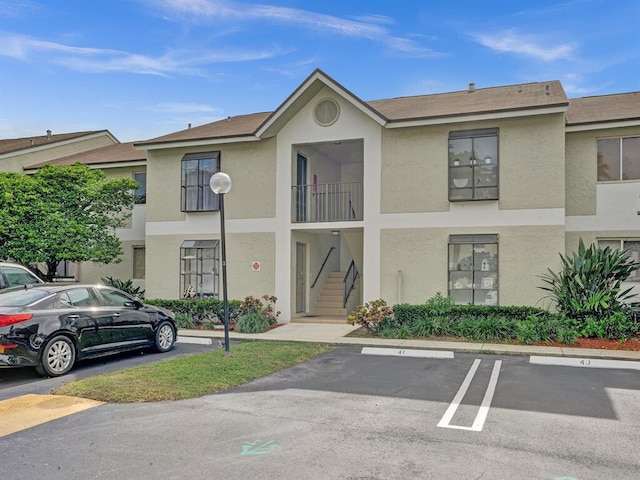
[311,246,336,289]
[343,260,359,307]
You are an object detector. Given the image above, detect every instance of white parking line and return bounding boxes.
[360,347,454,358]
[530,356,640,370]
[438,359,502,432]
[176,336,213,345]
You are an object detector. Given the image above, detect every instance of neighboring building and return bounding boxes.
[0,130,119,172]
[24,142,147,286]
[3,72,639,320]
[16,141,146,288]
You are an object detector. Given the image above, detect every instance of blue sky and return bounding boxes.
[1,0,639,142]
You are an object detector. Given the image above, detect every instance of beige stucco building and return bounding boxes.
[3,71,639,320]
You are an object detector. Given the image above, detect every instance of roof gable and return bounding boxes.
[255,68,387,138]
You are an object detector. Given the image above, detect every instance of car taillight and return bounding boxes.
[0,314,33,327]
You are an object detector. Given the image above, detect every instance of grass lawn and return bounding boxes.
[53,341,332,403]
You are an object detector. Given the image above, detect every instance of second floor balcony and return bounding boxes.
[292,182,363,223]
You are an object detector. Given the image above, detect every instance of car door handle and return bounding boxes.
[112,313,120,318]
[68,315,80,319]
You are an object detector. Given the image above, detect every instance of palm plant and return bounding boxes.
[539,239,639,320]
[102,276,145,298]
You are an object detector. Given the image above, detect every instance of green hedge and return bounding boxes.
[144,298,242,327]
[393,303,551,326]
[352,298,639,343]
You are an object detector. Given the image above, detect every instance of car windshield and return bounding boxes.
[0,289,50,307]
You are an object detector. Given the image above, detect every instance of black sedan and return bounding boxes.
[0,284,177,377]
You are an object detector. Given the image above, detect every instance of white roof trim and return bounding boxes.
[23,159,146,173]
[386,106,568,129]
[565,120,640,132]
[137,135,260,151]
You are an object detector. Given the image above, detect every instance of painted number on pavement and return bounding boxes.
[241,440,280,456]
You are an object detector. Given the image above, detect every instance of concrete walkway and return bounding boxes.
[179,322,640,361]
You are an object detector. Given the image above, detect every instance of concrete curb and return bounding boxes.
[178,324,640,361]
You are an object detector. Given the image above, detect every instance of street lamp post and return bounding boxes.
[209,172,232,354]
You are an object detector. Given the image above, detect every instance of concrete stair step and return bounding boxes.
[319,292,342,298]
[316,299,344,309]
[315,307,347,316]
[316,295,342,307]
[312,271,348,317]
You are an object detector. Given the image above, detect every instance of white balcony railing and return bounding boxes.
[292,182,363,223]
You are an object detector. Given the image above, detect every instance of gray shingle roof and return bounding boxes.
[25,142,144,170]
[566,92,640,126]
[369,80,568,122]
[0,130,108,155]
[137,79,569,146]
[137,112,271,146]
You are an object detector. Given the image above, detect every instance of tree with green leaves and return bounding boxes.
[0,163,138,281]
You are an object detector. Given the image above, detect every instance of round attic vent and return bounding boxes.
[313,98,340,126]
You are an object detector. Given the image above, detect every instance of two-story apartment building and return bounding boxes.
[4,70,639,321]
[133,69,640,320]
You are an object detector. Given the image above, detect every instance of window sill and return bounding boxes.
[596,179,640,184]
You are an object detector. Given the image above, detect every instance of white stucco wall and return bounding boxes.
[275,86,383,318]
[380,224,564,307]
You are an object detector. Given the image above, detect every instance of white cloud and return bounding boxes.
[0,0,39,18]
[352,14,395,25]
[560,73,614,96]
[145,102,220,114]
[145,0,441,57]
[0,33,285,76]
[472,29,576,62]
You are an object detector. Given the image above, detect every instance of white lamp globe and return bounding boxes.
[209,172,232,194]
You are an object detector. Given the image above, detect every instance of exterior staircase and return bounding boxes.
[313,271,347,317]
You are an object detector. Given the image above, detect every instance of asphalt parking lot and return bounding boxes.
[1,345,638,480]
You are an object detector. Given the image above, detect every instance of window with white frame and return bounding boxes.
[449,234,498,305]
[597,239,640,282]
[449,128,499,201]
[597,136,640,181]
[132,246,145,279]
[181,152,220,212]
[180,240,220,298]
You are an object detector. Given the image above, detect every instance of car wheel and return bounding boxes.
[154,321,175,353]
[35,335,76,377]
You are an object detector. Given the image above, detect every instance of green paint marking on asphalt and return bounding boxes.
[554,477,580,480]
[241,440,280,456]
